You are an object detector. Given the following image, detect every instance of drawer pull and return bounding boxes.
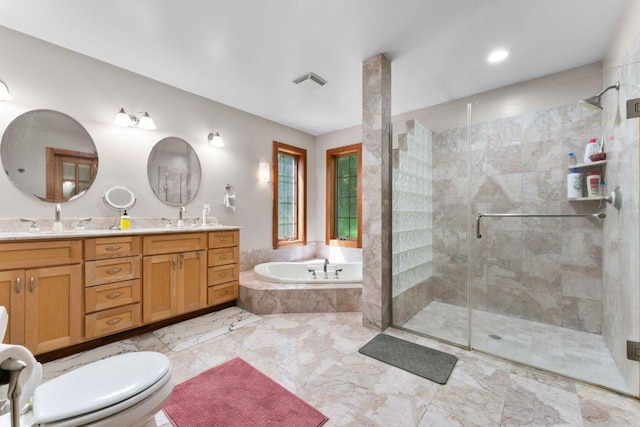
[219,255,229,260]
[219,290,229,296]
[105,268,122,274]
[29,276,35,293]
[105,317,122,325]
[16,277,21,294]
[105,245,123,251]
[106,292,123,299]
[219,272,229,277]
[219,237,229,242]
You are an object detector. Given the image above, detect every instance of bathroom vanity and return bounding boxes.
[0,227,240,357]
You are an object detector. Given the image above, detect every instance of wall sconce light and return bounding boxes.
[0,79,11,101]
[208,132,224,147]
[113,107,156,130]
[259,162,271,183]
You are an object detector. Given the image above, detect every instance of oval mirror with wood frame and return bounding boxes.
[1,109,98,203]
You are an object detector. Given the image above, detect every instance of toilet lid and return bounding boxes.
[32,351,171,424]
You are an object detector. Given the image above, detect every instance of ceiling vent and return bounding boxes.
[293,72,327,87]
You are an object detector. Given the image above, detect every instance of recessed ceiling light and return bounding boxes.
[487,49,509,63]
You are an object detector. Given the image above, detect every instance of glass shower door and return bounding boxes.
[468,61,640,396]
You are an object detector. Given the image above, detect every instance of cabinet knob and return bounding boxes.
[105,268,122,274]
[105,245,122,251]
[105,317,122,325]
[106,292,123,299]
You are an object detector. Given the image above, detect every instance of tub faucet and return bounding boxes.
[323,258,329,278]
[177,207,186,227]
[53,203,63,232]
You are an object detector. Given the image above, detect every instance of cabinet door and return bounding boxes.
[143,254,178,323]
[24,264,82,355]
[178,250,207,314]
[0,270,25,345]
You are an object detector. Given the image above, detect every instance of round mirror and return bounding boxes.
[103,185,136,210]
[1,109,98,202]
[147,137,201,206]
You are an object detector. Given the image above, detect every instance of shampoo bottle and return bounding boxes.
[567,169,582,199]
[120,210,131,230]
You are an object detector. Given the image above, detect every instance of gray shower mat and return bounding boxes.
[358,334,458,384]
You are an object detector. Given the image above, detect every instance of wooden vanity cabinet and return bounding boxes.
[207,230,239,306]
[84,236,142,339]
[142,233,207,323]
[0,240,82,355]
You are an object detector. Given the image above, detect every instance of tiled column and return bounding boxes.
[362,53,391,330]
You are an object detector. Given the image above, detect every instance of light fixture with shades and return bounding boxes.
[113,107,156,130]
[0,79,11,101]
[259,162,271,182]
[208,132,224,147]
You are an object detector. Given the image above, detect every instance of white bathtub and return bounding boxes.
[253,260,362,284]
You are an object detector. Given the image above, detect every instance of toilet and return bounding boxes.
[0,351,174,427]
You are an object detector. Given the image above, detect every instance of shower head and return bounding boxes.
[579,81,620,110]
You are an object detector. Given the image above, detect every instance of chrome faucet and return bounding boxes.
[177,207,186,227]
[53,203,63,232]
[323,258,329,279]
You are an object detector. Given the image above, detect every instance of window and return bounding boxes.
[273,141,307,248]
[326,143,362,248]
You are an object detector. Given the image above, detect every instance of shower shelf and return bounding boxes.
[567,160,607,169]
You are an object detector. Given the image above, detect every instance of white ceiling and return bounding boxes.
[0,0,629,136]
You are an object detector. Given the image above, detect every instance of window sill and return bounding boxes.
[327,239,359,249]
[274,239,306,249]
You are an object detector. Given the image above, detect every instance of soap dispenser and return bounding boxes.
[120,210,131,230]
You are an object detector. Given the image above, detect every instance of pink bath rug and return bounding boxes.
[163,357,328,427]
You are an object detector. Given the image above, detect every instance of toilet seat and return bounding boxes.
[32,352,172,426]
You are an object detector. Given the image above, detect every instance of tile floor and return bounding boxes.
[43,311,640,426]
[402,301,632,394]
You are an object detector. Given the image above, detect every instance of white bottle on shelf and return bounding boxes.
[567,169,582,199]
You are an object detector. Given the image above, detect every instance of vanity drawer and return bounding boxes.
[208,264,239,286]
[85,279,141,313]
[85,256,141,286]
[208,247,239,266]
[0,240,82,270]
[208,281,238,306]
[85,236,141,260]
[208,230,239,248]
[85,303,141,339]
[143,233,206,255]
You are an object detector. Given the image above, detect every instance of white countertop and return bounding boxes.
[0,224,241,242]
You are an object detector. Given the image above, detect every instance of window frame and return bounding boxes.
[272,141,307,249]
[326,143,362,248]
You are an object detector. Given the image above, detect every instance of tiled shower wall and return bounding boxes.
[431,103,604,333]
[391,120,433,325]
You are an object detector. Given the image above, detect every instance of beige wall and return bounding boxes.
[0,26,317,251]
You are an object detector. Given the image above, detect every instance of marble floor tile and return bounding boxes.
[37,310,639,427]
[152,306,261,351]
[42,340,138,382]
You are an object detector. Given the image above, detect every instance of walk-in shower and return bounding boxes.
[391,62,640,396]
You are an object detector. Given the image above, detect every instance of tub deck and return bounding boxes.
[238,271,361,314]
